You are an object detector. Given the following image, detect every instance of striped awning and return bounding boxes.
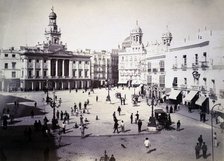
[195,96,207,106]
[169,90,181,100]
[185,91,198,102]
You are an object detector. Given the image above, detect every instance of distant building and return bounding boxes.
[90,50,110,88]
[166,29,224,112]
[118,21,146,86]
[0,47,21,91]
[143,29,172,98]
[110,49,119,86]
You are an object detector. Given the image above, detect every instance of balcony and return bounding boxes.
[192,63,199,70]
[172,65,177,71]
[181,64,187,71]
[191,85,200,91]
[201,61,209,70]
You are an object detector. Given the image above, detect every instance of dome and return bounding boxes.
[162,31,172,38]
[49,11,57,19]
[131,26,142,33]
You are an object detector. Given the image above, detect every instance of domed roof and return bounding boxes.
[162,31,172,38]
[131,21,142,34]
[49,7,57,19]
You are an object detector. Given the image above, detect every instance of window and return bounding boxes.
[85,70,88,78]
[29,59,32,63]
[43,71,47,77]
[12,72,16,78]
[79,69,82,78]
[28,70,32,78]
[4,54,8,57]
[79,61,82,64]
[4,63,8,69]
[73,61,76,64]
[12,54,15,58]
[36,59,39,63]
[85,61,88,64]
[36,71,39,78]
[44,60,47,63]
[73,69,77,77]
[195,54,198,65]
[12,62,16,69]
[173,77,178,87]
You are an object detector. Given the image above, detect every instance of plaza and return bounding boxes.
[0,87,223,161]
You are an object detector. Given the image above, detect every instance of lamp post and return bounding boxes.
[106,79,111,102]
[46,80,49,103]
[50,89,61,129]
[211,103,221,161]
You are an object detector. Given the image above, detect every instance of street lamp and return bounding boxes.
[50,89,61,129]
[45,80,49,103]
[106,79,111,102]
[211,103,221,161]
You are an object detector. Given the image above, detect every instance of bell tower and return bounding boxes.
[45,7,61,45]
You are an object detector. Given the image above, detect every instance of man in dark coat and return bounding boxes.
[198,135,203,147]
[117,106,121,116]
[195,143,200,159]
[202,142,207,159]
[130,113,133,124]
[113,120,119,133]
[138,119,142,133]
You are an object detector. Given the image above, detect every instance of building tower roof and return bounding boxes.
[49,6,57,19]
[131,20,142,34]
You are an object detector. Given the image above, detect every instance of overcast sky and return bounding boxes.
[0,0,224,51]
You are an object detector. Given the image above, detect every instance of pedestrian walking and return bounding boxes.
[198,135,203,147]
[62,122,66,134]
[170,106,173,113]
[117,106,121,116]
[80,115,84,125]
[96,96,98,102]
[120,120,125,132]
[130,113,133,124]
[144,138,151,150]
[135,111,139,123]
[113,120,119,133]
[138,119,142,133]
[71,107,74,116]
[201,142,207,159]
[176,120,181,131]
[79,102,82,110]
[60,111,63,121]
[34,102,37,108]
[80,124,85,138]
[113,111,116,120]
[195,143,200,159]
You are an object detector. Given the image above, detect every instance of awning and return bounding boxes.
[213,99,224,113]
[195,96,207,106]
[185,91,198,102]
[169,90,181,100]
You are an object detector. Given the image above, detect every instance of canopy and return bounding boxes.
[195,96,207,106]
[169,90,181,100]
[185,91,198,102]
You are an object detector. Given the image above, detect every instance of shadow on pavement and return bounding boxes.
[0,125,58,161]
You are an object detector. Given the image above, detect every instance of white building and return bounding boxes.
[118,21,146,86]
[166,29,224,113]
[0,47,21,91]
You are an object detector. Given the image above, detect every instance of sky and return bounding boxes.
[0,0,224,51]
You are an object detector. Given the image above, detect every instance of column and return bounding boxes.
[69,60,72,78]
[39,82,42,90]
[68,81,71,89]
[24,59,28,78]
[62,60,64,77]
[40,59,43,78]
[31,81,34,91]
[48,59,51,78]
[55,59,58,77]
[33,59,36,78]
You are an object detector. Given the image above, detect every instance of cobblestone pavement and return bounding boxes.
[1,87,224,161]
